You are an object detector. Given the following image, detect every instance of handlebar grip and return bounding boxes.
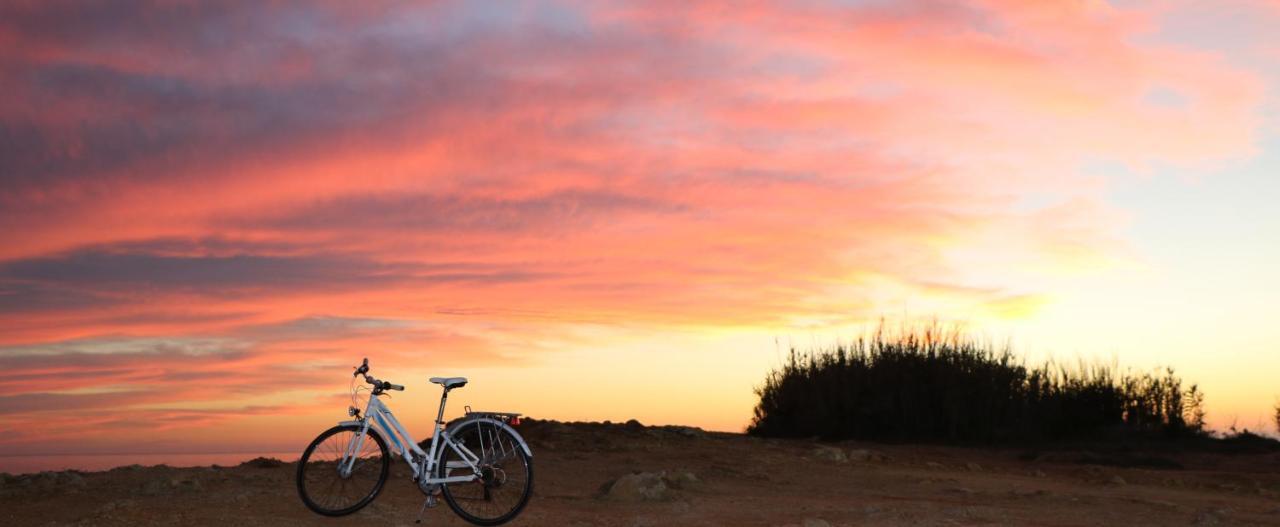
[388,383,404,391]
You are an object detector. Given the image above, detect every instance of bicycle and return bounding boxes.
[296,358,534,525]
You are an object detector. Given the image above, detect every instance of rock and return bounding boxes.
[802,519,832,527]
[1010,488,1049,498]
[241,457,284,468]
[965,462,982,472]
[1108,475,1127,486]
[812,446,848,464]
[1031,469,1047,478]
[847,449,888,462]
[662,469,700,489]
[170,477,203,492]
[1193,508,1231,526]
[1141,499,1178,509]
[606,472,671,502]
[21,471,85,492]
[96,499,136,513]
[30,472,56,490]
[662,425,707,439]
[139,479,168,496]
[62,472,87,490]
[926,462,946,469]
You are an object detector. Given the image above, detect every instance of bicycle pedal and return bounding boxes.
[426,495,439,508]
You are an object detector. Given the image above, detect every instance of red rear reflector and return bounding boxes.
[511,417,521,426]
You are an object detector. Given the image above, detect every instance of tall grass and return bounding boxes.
[748,325,1206,443]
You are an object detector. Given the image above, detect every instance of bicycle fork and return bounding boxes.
[339,423,370,478]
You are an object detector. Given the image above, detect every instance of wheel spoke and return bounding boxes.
[298,426,388,516]
[440,422,531,523]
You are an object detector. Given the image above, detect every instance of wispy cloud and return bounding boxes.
[0,0,1272,450]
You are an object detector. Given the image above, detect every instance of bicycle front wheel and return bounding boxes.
[296,424,390,516]
[438,419,533,526]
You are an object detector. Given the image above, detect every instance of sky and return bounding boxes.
[2,0,1279,462]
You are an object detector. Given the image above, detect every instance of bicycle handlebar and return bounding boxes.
[354,358,404,392]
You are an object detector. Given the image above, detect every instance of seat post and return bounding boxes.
[435,387,449,426]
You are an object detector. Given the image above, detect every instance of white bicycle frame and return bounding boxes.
[335,384,532,486]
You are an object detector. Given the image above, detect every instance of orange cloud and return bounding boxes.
[0,1,1269,454]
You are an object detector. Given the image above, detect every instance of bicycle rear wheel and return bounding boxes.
[438,419,533,526]
[296,424,390,516]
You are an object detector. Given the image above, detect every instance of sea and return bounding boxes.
[0,452,301,475]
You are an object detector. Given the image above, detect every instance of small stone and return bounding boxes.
[63,473,87,491]
[802,519,832,527]
[606,472,671,502]
[1109,475,1127,486]
[847,449,887,462]
[138,479,167,496]
[811,446,848,464]
[1031,469,1047,478]
[1010,488,1049,498]
[663,425,707,438]
[1193,508,1230,526]
[965,462,982,472]
[170,477,203,492]
[925,461,945,469]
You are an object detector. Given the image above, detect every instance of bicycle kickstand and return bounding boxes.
[415,494,438,524]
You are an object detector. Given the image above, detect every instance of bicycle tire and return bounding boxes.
[438,419,534,526]
[296,424,390,516]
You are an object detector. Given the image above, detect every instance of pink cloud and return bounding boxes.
[0,0,1270,452]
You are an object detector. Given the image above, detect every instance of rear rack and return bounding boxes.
[463,406,522,425]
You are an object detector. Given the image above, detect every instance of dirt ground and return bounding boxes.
[3,419,1279,526]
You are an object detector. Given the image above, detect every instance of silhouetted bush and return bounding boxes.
[748,325,1206,443]
[1274,401,1279,436]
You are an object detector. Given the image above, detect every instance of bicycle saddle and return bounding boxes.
[430,377,468,389]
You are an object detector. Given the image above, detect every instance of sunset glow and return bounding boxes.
[3,1,1280,463]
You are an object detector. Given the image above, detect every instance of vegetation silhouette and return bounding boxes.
[748,324,1208,443]
[1274,401,1280,435]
